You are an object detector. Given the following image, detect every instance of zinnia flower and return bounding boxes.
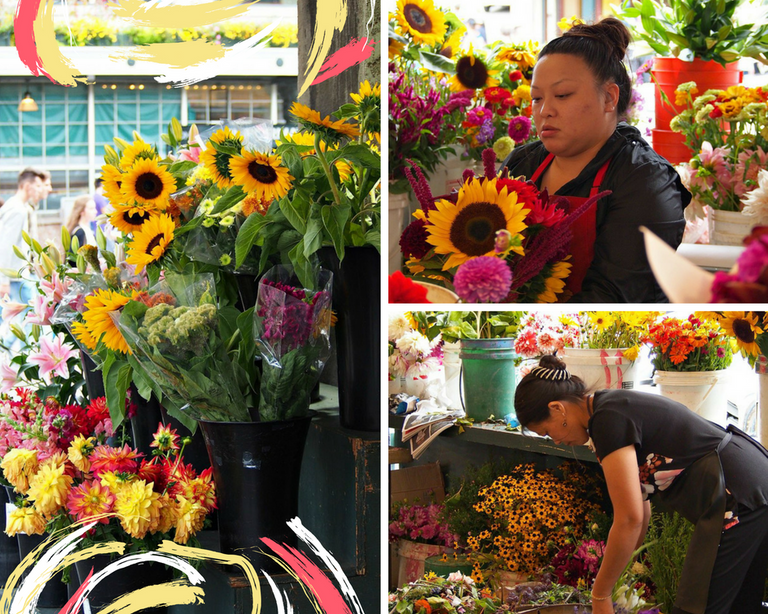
[453,256,513,302]
[508,115,532,144]
[26,461,73,517]
[6,506,46,536]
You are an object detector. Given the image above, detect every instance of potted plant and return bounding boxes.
[614,0,768,163]
[643,313,733,425]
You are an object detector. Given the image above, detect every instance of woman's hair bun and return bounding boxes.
[565,16,631,61]
[538,354,567,371]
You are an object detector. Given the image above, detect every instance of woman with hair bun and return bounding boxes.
[503,17,690,303]
[514,354,768,614]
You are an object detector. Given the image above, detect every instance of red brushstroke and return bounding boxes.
[57,566,93,614]
[311,37,375,86]
[261,538,353,614]
[14,0,47,78]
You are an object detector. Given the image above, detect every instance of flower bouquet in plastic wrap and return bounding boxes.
[114,272,258,426]
[253,265,333,421]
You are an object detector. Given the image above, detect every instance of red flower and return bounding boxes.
[710,106,723,119]
[509,70,523,81]
[400,219,431,260]
[484,86,512,104]
[414,599,432,614]
[496,178,540,209]
[389,272,430,303]
[137,459,164,491]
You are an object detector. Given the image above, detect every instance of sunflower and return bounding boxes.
[450,51,500,91]
[439,26,466,59]
[82,289,132,354]
[119,139,156,171]
[228,150,293,200]
[199,126,244,189]
[126,214,175,274]
[70,320,98,351]
[121,158,176,209]
[537,260,572,303]
[395,0,446,47]
[277,132,353,180]
[720,311,763,356]
[100,164,125,206]
[425,177,529,270]
[290,102,360,144]
[350,80,381,105]
[110,202,158,235]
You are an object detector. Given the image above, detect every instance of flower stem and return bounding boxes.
[314,132,342,206]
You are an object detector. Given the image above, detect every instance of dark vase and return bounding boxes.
[0,488,20,584]
[199,413,314,573]
[317,245,380,431]
[80,350,105,400]
[17,533,69,608]
[233,271,261,311]
[128,386,164,459]
[75,555,173,612]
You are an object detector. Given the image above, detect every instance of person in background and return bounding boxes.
[92,176,108,233]
[65,195,98,253]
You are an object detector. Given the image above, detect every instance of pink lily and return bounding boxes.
[27,333,78,382]
[0,295,28,321]
[25,294,54,326]
[0,359,17,393]
[40,272,70,305]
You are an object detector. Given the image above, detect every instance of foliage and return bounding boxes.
[644,512,694,614]
[410,311,521,342]
[574,311,661,353]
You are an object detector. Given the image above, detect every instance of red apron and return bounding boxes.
[530,153,612,295]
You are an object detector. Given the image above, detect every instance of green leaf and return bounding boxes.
[122,300,148,319]
[280,193,309,234]
[303,211,324,258]
[363,229,380,251]
[639,0,655,18]
[321,203,350,261]
[288,239,314,288]
[334,103,359,119]
[280,148,304,180]
[327,143,380,169]
[211,185,246,215]
[235,213,271,268]
[101,249,117,269]
[106,363,132,429]
[419,50,456,73]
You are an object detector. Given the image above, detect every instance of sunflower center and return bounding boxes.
[145,234,164,255]
[456,56,489,90]
[136,173,164,200]
[403,4,432,33]
[732,319,756,344]
[449,202,507,256]
[248,161,278,184]
[123,211,150,226]
[439,45,453,58]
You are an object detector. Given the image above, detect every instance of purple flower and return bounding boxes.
[454,257,513,303]
[508,116,532,144]
[476,118,495,145]
[717,347,726,358]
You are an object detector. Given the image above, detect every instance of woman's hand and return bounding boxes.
[591,598,615,614]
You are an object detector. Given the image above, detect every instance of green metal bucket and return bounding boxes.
[459,338,517,422]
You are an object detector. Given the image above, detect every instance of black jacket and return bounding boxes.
[502,123,690,303]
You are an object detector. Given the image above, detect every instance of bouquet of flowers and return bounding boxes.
[253,265,333,421]
[549,538,605,589]
[513,313,579,359]
[2,420,215,549]
[399,150,610,303]
[388,572,502,614]
[571,311,661,361]
[388,316,442,381]
[670,82,768,220]
[643,313,732,372]
[389,501,457,548]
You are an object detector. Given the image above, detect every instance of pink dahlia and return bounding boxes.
[453,257,513,303]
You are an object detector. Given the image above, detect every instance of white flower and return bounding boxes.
[388,314,411,342]
[447,572,464,583]
[741,168,768,224]
[451,596,461,606]
[388,351,409,377]
[396,330,431,359]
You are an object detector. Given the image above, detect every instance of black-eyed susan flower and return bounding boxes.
[82,289,132,354]
[394,0,446,47]
[110,202,158,235]
[289,102,360,144]
[228,150,293,201]
[126,213,175,274]
[121,158,176,209]
[199,126,244,189]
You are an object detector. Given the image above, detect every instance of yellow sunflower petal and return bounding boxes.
[121,158,176,209]
[228,150,293,201]
[82,289,132,354]
[126,213,175,274]
[110,202,159,235]
[395,0,447,47]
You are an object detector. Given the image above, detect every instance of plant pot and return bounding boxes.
[75,554,173,612]
[158,406,211,475]
[318,245,380,431]
[0,488,21,584]
[80,350,105,400]
[199,413,314,572]
[423,553,473,577]
[128,386,164,459]
[413,280,459,303]
[651,57,742,164]
[459,338,517,422]
[396,539,447,587]
[755,356,768,448]
[707,207,755,246]
[389,190,410,274]
[562,347,636,390]
[17,533,69,608]
[654,369,730,426]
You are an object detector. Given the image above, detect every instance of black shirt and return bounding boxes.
[503,123,691,303]
[589,389,768,512]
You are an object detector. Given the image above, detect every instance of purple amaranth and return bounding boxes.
[403,161,436,211]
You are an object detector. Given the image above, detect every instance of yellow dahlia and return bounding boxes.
[720,311,763,357]
[425,177,529,270]
[395,0,446,47]
[228,150,293,200]
[200,126,244,189]
[289,102,360,143]
[110,202,158,235]
[99,470,134,494]
[68,435,96,473]
[82,289,132,354]
[119,139,156,171]
[101,164,126,206]
[27,462,73,517]
[1,448,39,494]
[125,213,175,274]
[155,493,178,534]
[6,506,46,536]
[537,260,572,303]
[121,158,176,209]
[115,479,162,539]
[173,495,207,544]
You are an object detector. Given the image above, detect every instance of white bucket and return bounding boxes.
[654,369,730,426]
[443,342,462,410]
[413,281,459,303]
[562,347,636,390]
[756,357,768,448]
[389,191,411,274]
[708,207,754,246]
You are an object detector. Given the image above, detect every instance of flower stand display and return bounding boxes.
[562,347,636,390]
[654,369,730,426]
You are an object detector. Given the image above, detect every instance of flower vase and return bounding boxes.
[128,386,164,459]
[199,412,315,573]
[707,207,755,246]
[396,539,447,587]
[654,369,730,426]
[232,271,262,311]
[389,190,411,274]
[0,488,21,584]
[562,348,636,390]
[756,357,768,448]
[80,349,105,400]
[318,245,380,431]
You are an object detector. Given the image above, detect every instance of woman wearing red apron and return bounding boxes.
[503,18,691,303]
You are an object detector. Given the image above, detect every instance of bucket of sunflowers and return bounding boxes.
[398,148,610,303]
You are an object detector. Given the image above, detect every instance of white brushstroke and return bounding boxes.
[366,0,376,38]
[260,571,286,614]
[287,517,364,614]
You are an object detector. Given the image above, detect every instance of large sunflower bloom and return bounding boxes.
[126,213,175,274]
[450,52,500,91]
[395,0,446,46]
[439,27,466,59]
[350,80,381,105]
[110,202,158,235]
[101,164,125,206]
[720,311,763,356]
[119,139,155,171]
[121,158,176,209]
[425,178,529,270]
[82,289,132,354]
[537,260,572,303]
[200,126,244,189]
[70,320,98,351]
[228,150,293,200]
[290,102,360,144]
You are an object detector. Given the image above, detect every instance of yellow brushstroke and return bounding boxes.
[299,0,348,98]
[33,0,85,86]
[96,580,205,614]
[158,541,262,614]
[110,40,226,70]
[107,0,250,29]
